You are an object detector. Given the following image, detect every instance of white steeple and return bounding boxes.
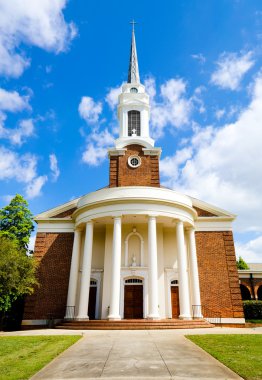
[114,22,154,149]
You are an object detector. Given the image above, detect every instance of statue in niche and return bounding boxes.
[131,254,137,267]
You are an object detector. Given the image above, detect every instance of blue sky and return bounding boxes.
[0,0,262,262]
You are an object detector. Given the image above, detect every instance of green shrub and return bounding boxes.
[243,300,262,319]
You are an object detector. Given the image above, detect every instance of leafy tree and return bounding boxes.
[0,237,38,327]
[0,194,34,251]
[237,256,249,270]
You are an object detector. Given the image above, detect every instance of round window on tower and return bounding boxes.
[128,155,141,168]
[130,87,138,93]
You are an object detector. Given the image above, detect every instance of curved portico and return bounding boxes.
[65,186,202,321]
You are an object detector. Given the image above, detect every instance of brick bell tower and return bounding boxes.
[108,24,161,187]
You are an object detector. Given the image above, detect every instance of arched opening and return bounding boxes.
[125,228,144,267]
[170,280,179,318]
[88,279,97,320]
[257,285,262,300]
[128,110,141,136]
[240,284,251,300]
[124,277,143,319]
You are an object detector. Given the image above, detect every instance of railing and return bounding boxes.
[64,306,75,320]
[192,305,222,326]
[46,313,55,328]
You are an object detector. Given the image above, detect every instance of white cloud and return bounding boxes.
[0,146,47,198]
[145,77,193,138]
[82,129,115,166]
[49,153,60,181]
[160,73,262,235]
[28,234,36,252]
[191,53,206,64]
[25,175,48,199]
[215,109,225,120]
[211,51,254,90]
[236,236,262,263]
[1,194,14,204]
[78,96,102,124]
[0,88,34,145]
[105,83,123,109]
[0,118,34,145]
[0,88,30,111]
[0,0,77,77]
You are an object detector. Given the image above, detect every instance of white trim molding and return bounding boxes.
[37,221,75,233]
[207,318,245,324]
[195,218,233,231]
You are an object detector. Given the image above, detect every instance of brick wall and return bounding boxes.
[196,231,244,318]
[51,207,77,218]
[23,232,74,320]
[109,144,160,187]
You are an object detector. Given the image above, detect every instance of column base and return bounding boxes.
[75,316,89,321]
[147,314,160,320]
[108,315,121,320]
[64,316,74,321]
[179,315,192,320]
[193,314,203,319]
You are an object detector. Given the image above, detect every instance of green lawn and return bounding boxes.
[187,334,262,380]
[0,335,81,380]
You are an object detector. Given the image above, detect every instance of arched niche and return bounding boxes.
[124,228,144,267]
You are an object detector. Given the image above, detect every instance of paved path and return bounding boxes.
[30,330,243,380]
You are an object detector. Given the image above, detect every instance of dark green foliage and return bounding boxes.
[0,194,34,251]
[236,256,249,270]
[0,237,38,315]
[243,300,262,319]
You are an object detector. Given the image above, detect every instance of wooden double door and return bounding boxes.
[171,286,180,318]
[124,285,143,319]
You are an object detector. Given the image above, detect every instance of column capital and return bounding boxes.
[173,218,183,226]
[148,214,157,220]
[74,227,82,233]
[185,225,195,233]
[113,215,122,220]
[86,220,94,226]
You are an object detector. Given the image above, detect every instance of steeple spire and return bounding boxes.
[128,20,140,84]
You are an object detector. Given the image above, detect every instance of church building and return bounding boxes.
[22,28,244,328]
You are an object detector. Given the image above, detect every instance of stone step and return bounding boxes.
[56,319,214,330]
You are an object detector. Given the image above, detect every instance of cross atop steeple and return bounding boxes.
[130,19,137,31]
[127,21,140,84]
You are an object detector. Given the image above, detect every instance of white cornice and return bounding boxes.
[37,221,75,233]
[195,217,234,231]
[142,148,162,157]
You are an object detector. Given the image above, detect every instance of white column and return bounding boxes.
[65,228,81,319]
[108,216,122,320]
[188,227,202,318]
[76,221,93,320]
[148,216,160,319]
[176,220,191,319]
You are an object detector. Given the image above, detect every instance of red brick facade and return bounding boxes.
[109,144,160,187]
[196,231,244,318]
[23,232,74,320]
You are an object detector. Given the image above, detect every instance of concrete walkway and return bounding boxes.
[28,329,247,380]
